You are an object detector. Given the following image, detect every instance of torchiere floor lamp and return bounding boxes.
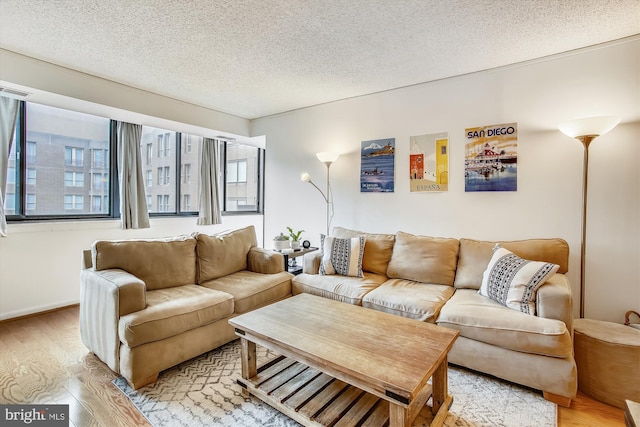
[558,116,620,318]
[301,152,339,236]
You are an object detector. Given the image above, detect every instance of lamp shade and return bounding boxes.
[316,152,339,164]
[558,116,620,138]
[300,172,311,182]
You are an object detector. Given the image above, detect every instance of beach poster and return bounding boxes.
[410,132,449,192]
[361,138,395,192]
[464,123,517,192]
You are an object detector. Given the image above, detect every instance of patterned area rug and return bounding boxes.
[113,340,556,427]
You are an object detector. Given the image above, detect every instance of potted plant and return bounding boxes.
[287,227,305,249]
[273,232,289,251]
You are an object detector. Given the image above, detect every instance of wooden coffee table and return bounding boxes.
[229,293,459,427]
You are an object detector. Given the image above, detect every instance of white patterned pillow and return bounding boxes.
[479,245,559,315]
[320,235,365,278]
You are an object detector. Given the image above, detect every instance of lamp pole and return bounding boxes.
[577,135,596,319]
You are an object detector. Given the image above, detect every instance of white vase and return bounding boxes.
[290,241,301,250]
[273,240,289,251]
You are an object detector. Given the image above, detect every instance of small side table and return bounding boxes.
[573,318,640,409]
[277,247,318,275]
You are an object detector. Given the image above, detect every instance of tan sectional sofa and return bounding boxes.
[80,225,292,389]
[293,227,577,406]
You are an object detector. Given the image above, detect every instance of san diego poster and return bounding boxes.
[464,123,517,192]
[361,138,395,192]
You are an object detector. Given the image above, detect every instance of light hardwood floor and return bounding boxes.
[0,305,625,427]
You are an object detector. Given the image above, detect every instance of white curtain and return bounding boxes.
[197,138,222,225]
[117,121,150,229]
[0,97,20,237]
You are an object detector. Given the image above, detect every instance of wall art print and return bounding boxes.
[464,122,517,192]
[361,138,395,192]
[409,132,449,192]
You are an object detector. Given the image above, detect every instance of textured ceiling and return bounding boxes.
[0,0,639,119]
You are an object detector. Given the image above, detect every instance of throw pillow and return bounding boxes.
[479,245,559,315]
[320,234,365,278]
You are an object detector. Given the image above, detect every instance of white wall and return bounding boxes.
[253,37,640,322]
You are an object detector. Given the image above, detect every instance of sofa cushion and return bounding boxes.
[454,238,569,289]
[196,226,258,283]
[320,234,364,277]
[362,279,454,322]
[479,246,559,315]
[437,289,572,357]
[93,235,197,290]
[201,271,292,314]
[332,227,395,276]
[292,272,387,305]
[386,231,459,286]
[118,285,234,347]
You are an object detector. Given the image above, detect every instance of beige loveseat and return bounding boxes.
[80,225,292,389]
[293,227,577,406]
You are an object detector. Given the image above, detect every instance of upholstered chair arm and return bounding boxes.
[247,247,285,274]
[536,274,573,333]
[79,268,146,374]
[303,252,322,274]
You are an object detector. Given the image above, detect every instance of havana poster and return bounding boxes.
[464,123,517,192]
[361,138,395,192]
[409,132,449,192]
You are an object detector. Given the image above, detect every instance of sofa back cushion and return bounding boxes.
[197,225,258,282]
[93,235,197,290]
[454,238,570,289]
[332,226,395,276]
[386,231,459,286]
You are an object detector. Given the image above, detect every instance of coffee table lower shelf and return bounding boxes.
[237,355,453,427]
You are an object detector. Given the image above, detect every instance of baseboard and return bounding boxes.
[0,301,79,323]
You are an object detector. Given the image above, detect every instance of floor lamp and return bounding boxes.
[301,152,339,236]
[558,116,620,318]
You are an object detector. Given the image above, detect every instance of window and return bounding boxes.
[92,149,108,168]
[7,167,16,184]
[6,102,111,217]
[65,171,84,187]
[224,142,262,212]
[26,168,36,185]
[5,101,264,221]
[65,147,84,167]
[64,195,83,210]
[26,194,36,211]
[183,163,191,184]
[92,173,107,191]
[92,195,102,212]
[227,160,247,183]
[26,141,36,163]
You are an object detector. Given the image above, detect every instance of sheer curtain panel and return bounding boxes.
[117,121,150,229]
[197,138,222,225]
[0,96,19,237]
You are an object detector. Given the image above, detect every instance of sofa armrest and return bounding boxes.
[79,268,146,373]
[536,273,573,333]
[303,252,322,274]
[247,247,285,274]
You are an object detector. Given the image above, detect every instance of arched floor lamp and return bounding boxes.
[301,152,339,236]
[558,116,620,318]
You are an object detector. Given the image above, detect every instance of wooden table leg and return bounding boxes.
[432,355,448,415]
[240,338,256,397]
[389,403,408,427]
